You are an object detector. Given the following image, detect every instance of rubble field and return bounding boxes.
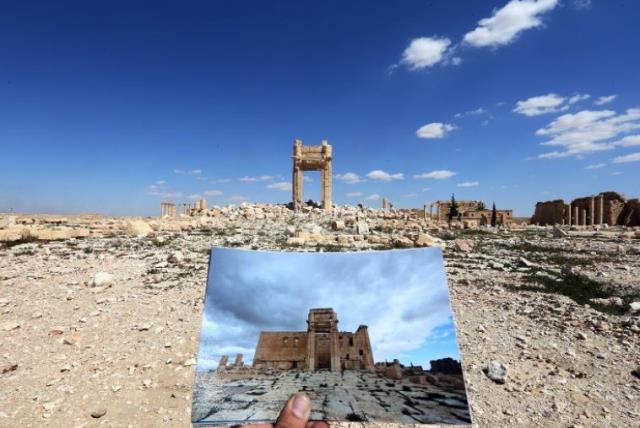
[1,204,639,427]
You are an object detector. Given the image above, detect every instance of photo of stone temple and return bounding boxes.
[192,248,471,425]
[252,308,374,371]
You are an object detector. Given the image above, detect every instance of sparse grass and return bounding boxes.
[509,270,640,315]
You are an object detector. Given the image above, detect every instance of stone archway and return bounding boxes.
[292,139,333,210]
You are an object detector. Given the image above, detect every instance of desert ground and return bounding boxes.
[1,204,639,427]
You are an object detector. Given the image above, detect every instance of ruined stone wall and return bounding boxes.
[531,200,566,225]
[252,332,308,370]
[436,201,481,222]
[573,192,626,225]
[618,198,640,226]
[338,326,374,370]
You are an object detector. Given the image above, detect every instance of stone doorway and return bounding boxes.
[314,333,331,369]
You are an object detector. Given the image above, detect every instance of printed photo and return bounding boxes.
[192,247,471,425]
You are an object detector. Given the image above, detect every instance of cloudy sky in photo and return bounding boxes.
[196,247,459,372]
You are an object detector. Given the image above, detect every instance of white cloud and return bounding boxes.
[611,171,623,175]
[416,122,456,139]
[401,37,452,70]
[303,176,313,182]
[513,93,567,116]
[204,190,223,196]
[187,194,202,200]
[573,0,592,10]
[228,195,248,203]
[615,135,640,147]
[463,0,558,48]
[422,187,432,192]
[345,192,363,197]
[365,194,381,200]
[584,163,605,170]
[536,108,640,158]
[266,181,292,191]
[211,178,232,184]
[239,175,274,183]
[612,152,640,163]
[174,168,203,176]
[335,172,364,184]
[403,193,417,198]
[568,93,590,104]
[147,181,182,199]
[366,170,404,181]
[594,95,617,105]
[413,170,456,179]
[457,181,479,187]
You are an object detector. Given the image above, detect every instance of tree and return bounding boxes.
[448,194,459,221]
[477,201,486,211]
[491,202,498,227]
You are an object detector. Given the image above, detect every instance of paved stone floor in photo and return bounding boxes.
[192,370,471,425]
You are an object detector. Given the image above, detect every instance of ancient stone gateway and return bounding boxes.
[252,308,374,372]
[291,139,333,210]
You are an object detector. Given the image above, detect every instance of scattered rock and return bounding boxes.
[484,361,508,384]
[90,272,114,288]
[454,239,475,253]
[125,220,154,237]
[90,408,107,419]
[355,221,369,235]
[167,251,184,264]
[1,321,21,331]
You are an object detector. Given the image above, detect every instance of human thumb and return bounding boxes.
[274,393,311,428]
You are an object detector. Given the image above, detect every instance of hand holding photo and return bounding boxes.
[192,248,471,425]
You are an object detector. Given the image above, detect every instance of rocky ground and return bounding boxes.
[1,205,639,427]
[192,370,469,425]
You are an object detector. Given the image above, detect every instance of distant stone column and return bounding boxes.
[217,355,229,372]
[322,162,332,210]
[566,204,572,226]
[589,197,595,226]
[305,331,315,372]
[581,208,587,226]
[598,195,604,225]
[573,206,579,226]
[234,354,243,367]
[330,331,340,372]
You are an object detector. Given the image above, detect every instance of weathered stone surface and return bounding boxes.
[454,239,474,252]
[484,361,508,384]
[125,220,154,237]
[355,221,369,235]
[90,272,114,287]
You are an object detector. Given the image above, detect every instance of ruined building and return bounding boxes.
[531,191,640,226]
[252,308,374,372]
[433,200,513,227]
[292,140,333,211]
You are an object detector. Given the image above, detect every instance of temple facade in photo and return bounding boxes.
[252,308,374,372]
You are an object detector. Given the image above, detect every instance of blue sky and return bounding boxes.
[196,247,459,372]
[1,0,639,216]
